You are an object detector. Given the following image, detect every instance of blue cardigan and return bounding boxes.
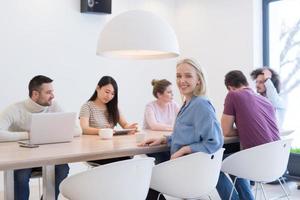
[167,96,224,155]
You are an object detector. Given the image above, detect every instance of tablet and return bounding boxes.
[114,129,136,136]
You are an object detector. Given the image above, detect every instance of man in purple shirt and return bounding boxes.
[216,70,280,200]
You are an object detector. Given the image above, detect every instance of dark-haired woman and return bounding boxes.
[79,76,138,164]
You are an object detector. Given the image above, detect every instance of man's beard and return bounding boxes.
[37,99,52,106]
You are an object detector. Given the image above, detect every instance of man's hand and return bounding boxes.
[263,69,272,80]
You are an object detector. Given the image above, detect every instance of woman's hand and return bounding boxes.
[125,123,138,134]
[170,146,192,159]
[138,137,166,147]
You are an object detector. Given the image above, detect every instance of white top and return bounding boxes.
[143,100,179,131]
[265,79,285,129]
[0,98,81,142]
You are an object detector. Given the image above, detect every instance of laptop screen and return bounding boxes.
[28,112,76,145]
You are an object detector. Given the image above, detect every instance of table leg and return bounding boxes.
[3,170,14,200]
[42,165,55,200]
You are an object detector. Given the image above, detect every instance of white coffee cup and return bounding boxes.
[136,132,146,143]
[99,128,113,139]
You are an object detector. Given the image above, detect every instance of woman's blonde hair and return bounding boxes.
[176,58,207,96]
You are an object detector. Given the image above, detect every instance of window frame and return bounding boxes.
[262,0,281,66]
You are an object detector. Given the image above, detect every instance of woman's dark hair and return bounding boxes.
[250,67,281,93]
[225,70,249,88]
[89,76,119,126]
[151,79,172,98]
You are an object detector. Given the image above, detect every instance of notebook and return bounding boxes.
[19,112,76,146]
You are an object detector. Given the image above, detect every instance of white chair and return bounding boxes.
[60,157,155,200]
[280,129,295,137]
[221,139,292,200]
[150,148,225,199]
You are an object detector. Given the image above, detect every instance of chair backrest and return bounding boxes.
[221,139,292,182]
[60,157,155,200]
[280,129,295,136]
[150,148,225,199]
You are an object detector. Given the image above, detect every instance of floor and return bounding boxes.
[2,181,299,200]
[165,181,300,200]
[0,162,299,200]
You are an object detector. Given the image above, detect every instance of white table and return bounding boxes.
[0,130,238,200]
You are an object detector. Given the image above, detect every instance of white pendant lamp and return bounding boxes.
[97,10,180,59]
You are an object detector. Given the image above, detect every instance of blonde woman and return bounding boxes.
[143,79,179,131]
[140,58,224,200]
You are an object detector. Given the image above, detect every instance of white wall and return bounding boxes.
[175,0,262,116]
[0,0,179,126]
[0,0,262,121]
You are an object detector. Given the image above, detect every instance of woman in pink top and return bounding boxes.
[143,79,179,131]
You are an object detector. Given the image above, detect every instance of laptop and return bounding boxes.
[19,112,76,146]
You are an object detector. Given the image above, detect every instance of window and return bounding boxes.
[263,0,300,139]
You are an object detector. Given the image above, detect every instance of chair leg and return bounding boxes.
[157,192,163,200]
[278,178,290,199]
[229,177,238,200]
[281,177,291,195]
[259,183,268,200]
[38,177,41,198]
[255,182,258,200]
